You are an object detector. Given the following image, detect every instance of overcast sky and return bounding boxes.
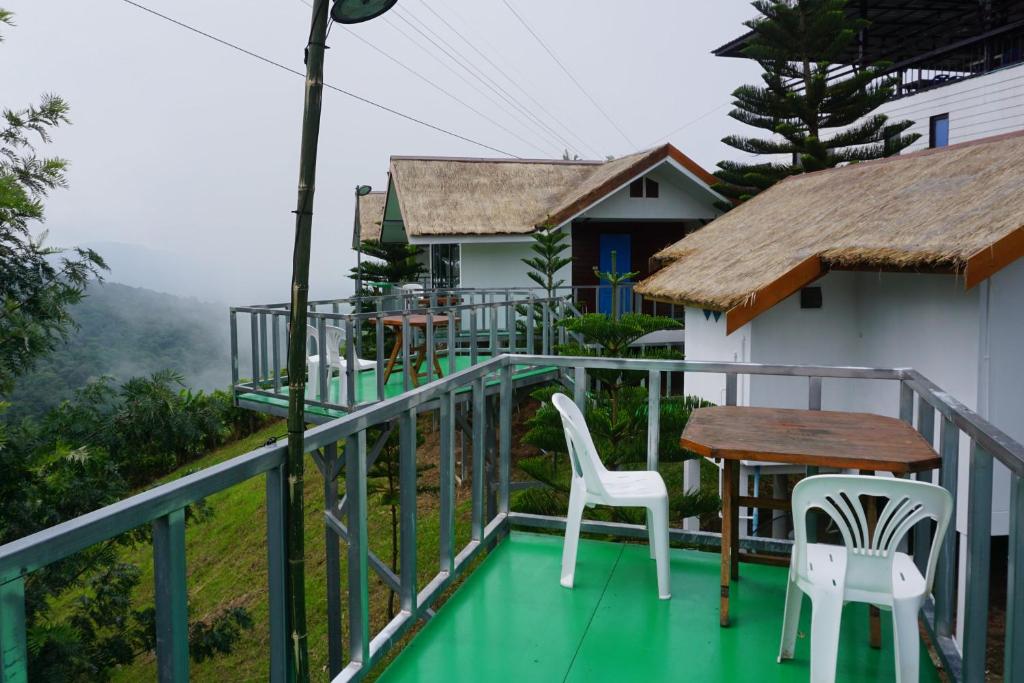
[6,0,760,304]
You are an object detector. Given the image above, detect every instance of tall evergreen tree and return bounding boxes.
[714,0,920,204]
[349,240,426,290]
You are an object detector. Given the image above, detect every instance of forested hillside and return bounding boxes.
[4,281,230,420]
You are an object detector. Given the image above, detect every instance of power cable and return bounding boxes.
[500,0,637,149]
[117,0,521,157]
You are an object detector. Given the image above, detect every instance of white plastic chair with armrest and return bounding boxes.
[305,324,375,402]
[551,392,671,599]
[778,474,952,683]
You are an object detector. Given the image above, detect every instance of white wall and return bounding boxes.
[580,166,719,221]
[458,239,571,291]
[877,63,1024,151]
[683,306,751,406]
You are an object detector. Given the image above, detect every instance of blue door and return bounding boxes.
[598,233,632,316]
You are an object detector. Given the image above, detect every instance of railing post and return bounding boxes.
[376,315,385,401]
[259,312,269,386]
[934,416,959,638]
[914,399,936,575]
[322,443,342,676]
[725,372,737,407]
[526,293,535,353]
[401,313,411,393]
[266,465,289,682]
[0,575,27,683]
[647,370,661,471]
[425,313,435,384]
[807,376,822,411]
[229,309,239,391]
[446,304,456,376]
[573,366,586,411]
[439,391,455,573]
[153,508,189,683]
[472,378,486,541]
[499,365,512,519]
[962,441,993,682]
[506,300,516,353]
[489,305,498,356]
[271,314,281,394]
[399,408,418,612]
[469,307,479,366]
[346,430,370,666]
[345,318,357,407]
[250,313,260,387]
[317,318,328,404]
[1007,472,1024,682]
[542,300,551,355]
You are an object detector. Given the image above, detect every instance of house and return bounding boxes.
[713,1,1024,152]
[635,132,1024,646]
[353,144,725,314]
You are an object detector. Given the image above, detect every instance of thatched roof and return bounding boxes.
[354,191,385,246]
[636,131,1024,333]
[387,144,718,238]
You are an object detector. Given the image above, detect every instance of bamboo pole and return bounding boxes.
[284,0,329,679]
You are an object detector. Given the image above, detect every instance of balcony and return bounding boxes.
[2,356,1022,682]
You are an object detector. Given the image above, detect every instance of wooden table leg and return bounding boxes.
[382,330,402,384]
[410,340,427,387]
[729,461,740,581]
[721,458,737,627]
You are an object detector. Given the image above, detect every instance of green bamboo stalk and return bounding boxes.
[284,0,329,679]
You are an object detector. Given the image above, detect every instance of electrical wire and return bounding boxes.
[500,0,637,149]
[420,0,604,159]
[117,0,521,157]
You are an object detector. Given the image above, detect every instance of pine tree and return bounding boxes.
[349,240,426,291]
[521,229,571,297]
[714,0,920,204]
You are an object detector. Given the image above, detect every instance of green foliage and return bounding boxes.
[0,79,107,393]
[521,229,571,296]
[4,282,232,421]
[560,313,680,357]
[349,239,426,290]
[714,0,920,204]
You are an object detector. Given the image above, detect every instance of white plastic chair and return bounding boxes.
[551,393,671,599]
[306,324,375,403]
[778,474,952,682]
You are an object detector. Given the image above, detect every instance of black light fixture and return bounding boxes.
[356,184,373,196]
[331,0,398,24]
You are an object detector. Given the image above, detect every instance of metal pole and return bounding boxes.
[283,0,329,678]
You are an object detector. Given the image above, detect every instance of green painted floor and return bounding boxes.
[378,532,942,683]
[237,356,555,419]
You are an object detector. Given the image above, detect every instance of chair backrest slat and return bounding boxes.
[551,393,608,496]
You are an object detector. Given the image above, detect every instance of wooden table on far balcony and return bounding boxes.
[680,406,941,628]
[379,315,450,387]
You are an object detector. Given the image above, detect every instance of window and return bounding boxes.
[430,244,460,288]
[629,176,659,198]
[929,114,949,148]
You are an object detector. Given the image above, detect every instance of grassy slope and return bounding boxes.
[110,420,473,682]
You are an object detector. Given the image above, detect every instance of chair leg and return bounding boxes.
[778,571,803,662]
[891,598,921,683]
[561,478,586,589]
[647,509,655,559]
[808,592,844,683]
[649,497,671,600]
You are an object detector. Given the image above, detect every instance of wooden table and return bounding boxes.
[680,406,941,628]
[378,315,450,387]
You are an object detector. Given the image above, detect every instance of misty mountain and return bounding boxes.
[4,282,232,420]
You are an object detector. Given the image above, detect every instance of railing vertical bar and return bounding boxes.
[426,313,435,384]
[346,430,370,666]
[447,304,456,376]
[914,399,936,575]
[489,305,498,356]
[725,373,738,407]
[399,408,418,612]
[153,508,189,683]
[323,443,343,676]
[526,294,535,352]
[376,315,385,401]
[542,300,551,355]
[271,314,281,394]
[962,441,993,683]
[0,575,27,683]
[266,465,288,683]
[229,309,239,390]
[344,317,357,407]
[557,299,566,347]
[898,380,914,424]
[439,391,455,573]
[401,313,411,393]
[934,416,959,638]
[259,312,269,385]
[573,366,586,411]
[499,365,512,517]
[469,308,479,366]
[506,301,515,353]
[647,370,661,471]
[472,378,486,541]
[807,376,822,411]
[1006,471,1024,682]
[250,313,260,387]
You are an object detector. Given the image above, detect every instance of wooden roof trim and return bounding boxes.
[964,225,1024,289]
[541,144,719,228]
[725,255,825,335]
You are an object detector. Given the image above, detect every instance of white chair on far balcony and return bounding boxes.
[778,474,952,683]
[551,392,671,600]
[306,324,375,403]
